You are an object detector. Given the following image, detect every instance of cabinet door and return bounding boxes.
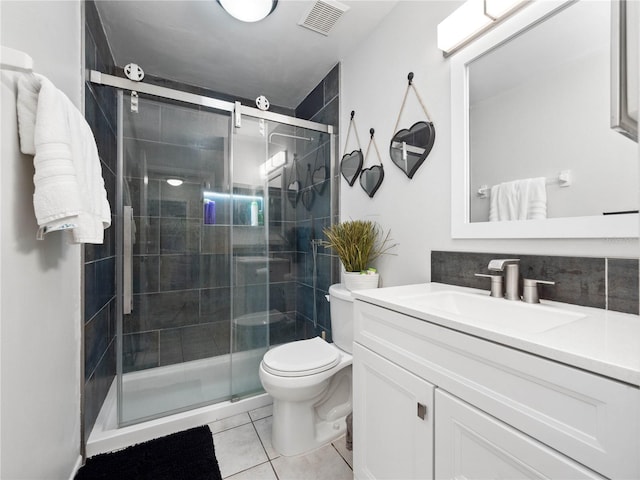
[435,390,605,480]
[353,343,435,480]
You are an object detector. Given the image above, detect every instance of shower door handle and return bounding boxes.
[123,206,133,314]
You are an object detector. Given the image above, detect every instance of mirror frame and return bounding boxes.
[611,0,638,142]
[450,0,638,239]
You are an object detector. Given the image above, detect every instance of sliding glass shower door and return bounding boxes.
[114,87,334,427]
[117,91,242,425]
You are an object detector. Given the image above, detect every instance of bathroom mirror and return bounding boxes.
[389,121,435,179]
[451,0,639,238]
[287,154,301,207]
[611,0,638,141]
[359,165,384,198]
[312,144,327,194]
[340,150,363,186]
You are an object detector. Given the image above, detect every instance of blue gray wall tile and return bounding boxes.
[608,258,639,314]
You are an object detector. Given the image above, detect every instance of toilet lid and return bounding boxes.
[262,337,340,377]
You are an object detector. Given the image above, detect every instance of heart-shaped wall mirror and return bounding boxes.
[359,165,384,198]
[312,144,327,194]
[389,121,435,179]
[302,165,315,210]
[287,180,300,207]
[340,150,363,186]
[287,154,301,207]
[301,189,315,210]
[312,166,327,194]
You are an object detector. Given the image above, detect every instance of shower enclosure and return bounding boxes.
[94,74,335,427]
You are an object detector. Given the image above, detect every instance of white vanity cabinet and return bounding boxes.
[435,390,603,479]
[352,299,640,480]
[353,343,434,480]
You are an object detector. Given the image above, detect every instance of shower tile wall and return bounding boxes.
[122,97,232,373]
[84,0,118,441]
[431,251,639,315]
[292,64,340,340]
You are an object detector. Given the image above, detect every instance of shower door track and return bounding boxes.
[89,70,334,134]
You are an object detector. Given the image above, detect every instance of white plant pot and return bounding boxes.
[343,271,379,291]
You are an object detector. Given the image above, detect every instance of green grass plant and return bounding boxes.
[322,220,395,272]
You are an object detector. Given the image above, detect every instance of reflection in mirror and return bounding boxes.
[312,144,327,194]
[451,0,638,238]
[611,0,639,141]
[340,150,363,186]
[312,165,327,193]
[466,0,637,223]
[302,164,315,210]
[389,121,435,179]
[286,154,301,207]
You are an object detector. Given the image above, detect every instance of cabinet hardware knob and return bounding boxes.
[417,402,427,420]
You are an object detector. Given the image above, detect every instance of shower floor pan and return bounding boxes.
[86,349,271,456]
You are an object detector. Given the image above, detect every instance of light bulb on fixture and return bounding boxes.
[217,0,278,23]
[166,178,184,187]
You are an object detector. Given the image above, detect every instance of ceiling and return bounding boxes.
[95,0,399,109]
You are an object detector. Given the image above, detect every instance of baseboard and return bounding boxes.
[68,454,83,480]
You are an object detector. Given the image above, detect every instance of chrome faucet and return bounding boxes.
[488,259,520,301]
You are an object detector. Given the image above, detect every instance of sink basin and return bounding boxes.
[399,290,586,334]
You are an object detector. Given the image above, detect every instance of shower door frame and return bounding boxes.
[90,71,336,427]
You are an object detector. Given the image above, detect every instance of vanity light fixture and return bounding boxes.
[437,0,529,56]
[217,0,278,23]
[166,178,184,187]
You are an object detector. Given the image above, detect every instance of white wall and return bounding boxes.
[1,2,83,479]
[340,1,639,289]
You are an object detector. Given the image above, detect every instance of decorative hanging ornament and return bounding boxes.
[389,72,436,179]
[340,111,364,186]
[287,153,301,207]
[359,128,384,198]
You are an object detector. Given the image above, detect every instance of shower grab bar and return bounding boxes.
[123,206,133,315]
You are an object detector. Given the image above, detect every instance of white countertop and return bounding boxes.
[352,282,640,387]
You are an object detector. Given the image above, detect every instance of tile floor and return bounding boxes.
[209,405,353,479]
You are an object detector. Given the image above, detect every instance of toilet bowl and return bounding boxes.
[258,283,354,456]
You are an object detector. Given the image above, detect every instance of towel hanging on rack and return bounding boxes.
[489,177,547,222]
[16,73,111,243]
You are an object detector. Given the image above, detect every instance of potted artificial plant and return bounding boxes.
[322,220,395,291]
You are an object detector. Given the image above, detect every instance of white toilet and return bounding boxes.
[259,283,354,456]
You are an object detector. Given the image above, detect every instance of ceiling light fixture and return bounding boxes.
[166,178,184,187]
[217,0,278,23]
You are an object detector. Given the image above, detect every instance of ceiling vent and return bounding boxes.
[298,0,349,36]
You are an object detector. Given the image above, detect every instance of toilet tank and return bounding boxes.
[328,283,354,354]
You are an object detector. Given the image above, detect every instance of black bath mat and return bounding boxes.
[75,425,222,480]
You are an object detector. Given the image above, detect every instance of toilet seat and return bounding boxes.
[262,337,340,377]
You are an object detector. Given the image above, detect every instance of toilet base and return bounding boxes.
[271,398,350,456]
[270,366,352,457]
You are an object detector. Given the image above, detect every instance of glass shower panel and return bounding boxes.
[229,115,331,398]
[117,91,233,426]
[229,115,270,398]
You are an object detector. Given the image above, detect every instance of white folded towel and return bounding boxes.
[489,177,547,221]
[17,73,111,243]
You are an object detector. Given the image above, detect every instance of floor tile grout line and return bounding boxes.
[210,414,252,435]
[250,415,281,480]
[222,459,272,479]
[331,442,353,471]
